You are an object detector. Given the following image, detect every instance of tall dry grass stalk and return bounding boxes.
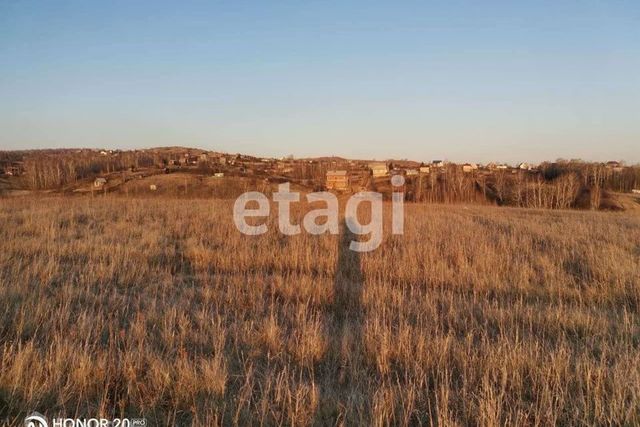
[0,197,638,425]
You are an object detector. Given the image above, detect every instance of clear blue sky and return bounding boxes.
[1,1,639,163]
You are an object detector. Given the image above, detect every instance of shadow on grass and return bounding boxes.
[317,218,366,424]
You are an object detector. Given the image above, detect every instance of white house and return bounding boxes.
[94,178,107,188]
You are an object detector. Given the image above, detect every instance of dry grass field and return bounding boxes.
[0,197,639,426]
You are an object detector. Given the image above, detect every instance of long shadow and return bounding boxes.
[333,218,364,323]
[317,218,365,424]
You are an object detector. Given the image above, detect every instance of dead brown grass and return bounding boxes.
[0,197,639,425]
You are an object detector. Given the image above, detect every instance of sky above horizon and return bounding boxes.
[1,1,639,163]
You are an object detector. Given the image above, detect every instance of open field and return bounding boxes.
[1,197,639,425]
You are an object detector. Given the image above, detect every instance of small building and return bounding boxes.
[149,184,157,191]
[369,162,389,178]
[3,162,24,176]
[326,170,350,191]
[632,189,640,194]
[214,172,224,178]
[405,169,419,176]
[462,163,474,173]
[606,161,624,173]
[94,178,107,188]
[518,162,533,170]
[419,166,430,174]
[432,160,445,168]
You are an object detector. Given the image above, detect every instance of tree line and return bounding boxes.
[9,150,164,190]
[406,162,640,210]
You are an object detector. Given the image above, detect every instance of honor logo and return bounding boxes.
[23,414,145,427]
[25,412,48,427]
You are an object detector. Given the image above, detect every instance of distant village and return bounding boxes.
[1,147,638,209]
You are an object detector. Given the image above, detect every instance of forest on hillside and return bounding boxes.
[402,162,640,210]
[2,149,639,211]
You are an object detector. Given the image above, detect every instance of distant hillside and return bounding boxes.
[1,147,639,212]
